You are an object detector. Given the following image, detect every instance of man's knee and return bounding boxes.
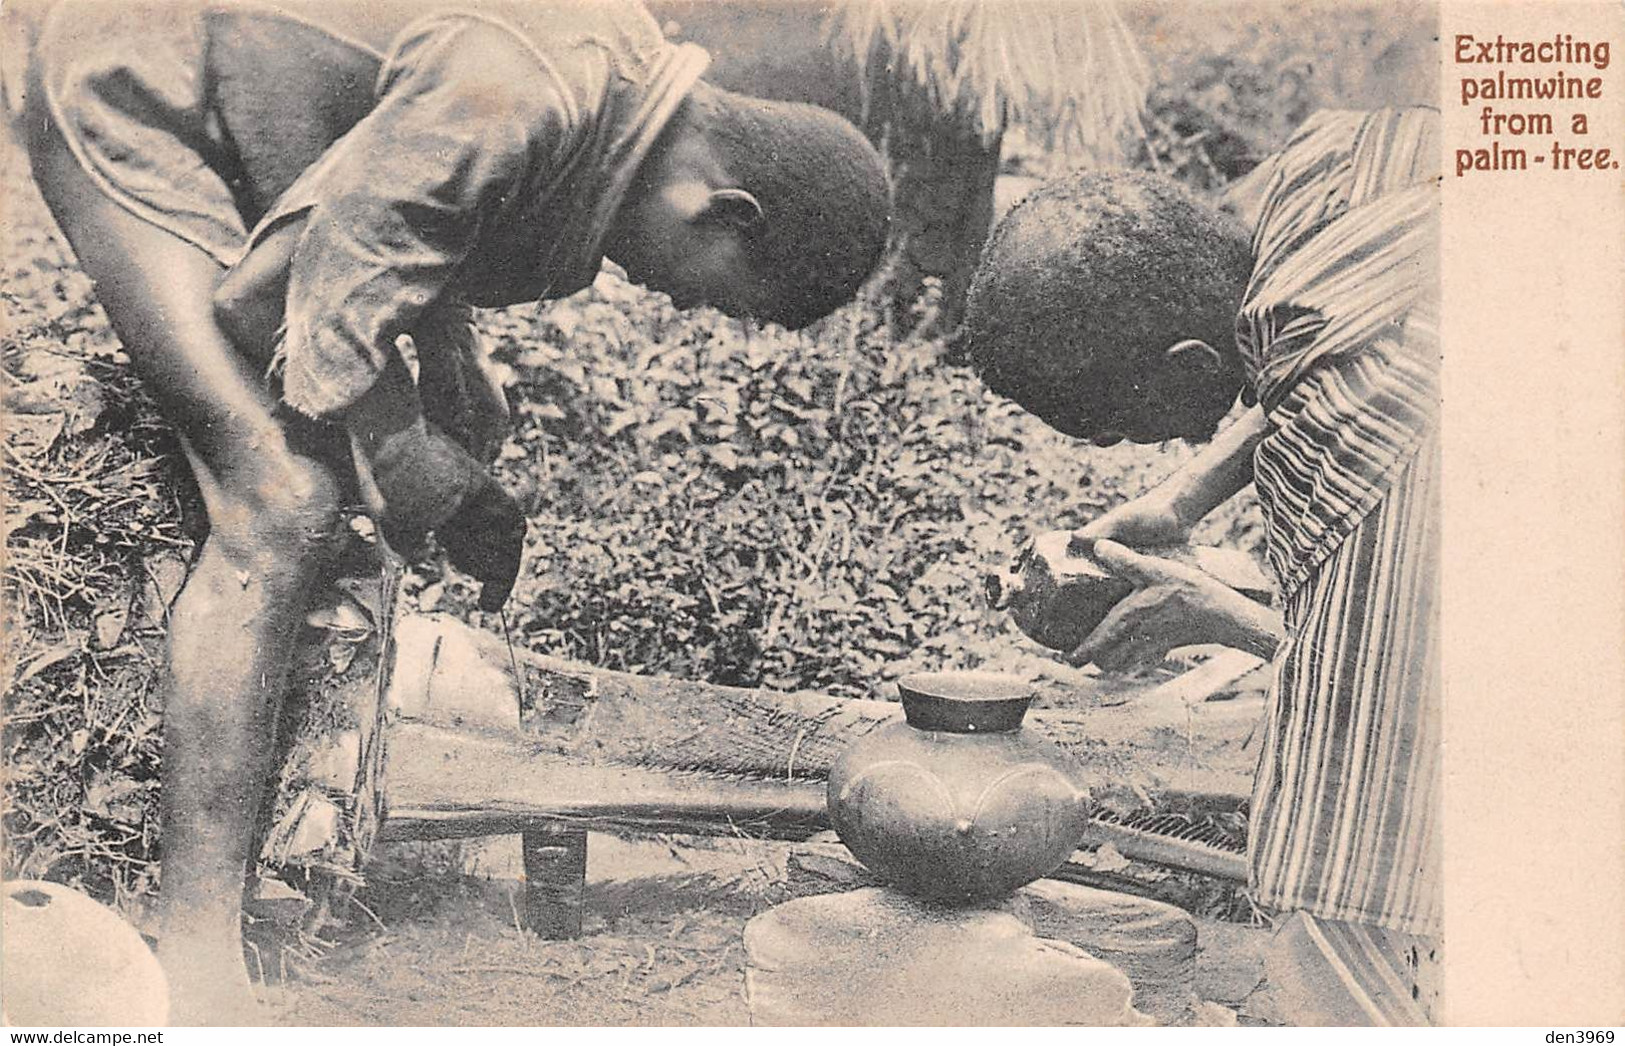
[211,452,347,568]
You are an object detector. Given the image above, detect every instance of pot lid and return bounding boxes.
[896,671,1035,733]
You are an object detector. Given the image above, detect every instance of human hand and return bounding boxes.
[1069,540,1281,671]
[358,420,487,554]
[214,217,302,365]
[436,474,526,612]
[355,422,524,608]
[406,309,511,467]
[1075,491,1190,550]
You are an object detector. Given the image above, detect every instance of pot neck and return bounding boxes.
[899,694,1033,734]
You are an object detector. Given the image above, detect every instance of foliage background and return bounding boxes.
[2,1,1437,915]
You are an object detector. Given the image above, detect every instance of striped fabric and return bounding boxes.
[1258,911,1441,1026]
[1253,319,1437,596]
[1240,108,1443,949]
[1238,108,1441,595]
[1251,430,1441,938]
[1297,914,1441,1026]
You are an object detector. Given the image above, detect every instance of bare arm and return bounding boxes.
[1066,411,1280,669]
[1072,540,1285,670]
[1159,403,1270,529]
[213,217,300,367]
[1078,404,1270,545]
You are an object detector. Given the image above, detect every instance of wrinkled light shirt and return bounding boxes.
[248,4,709,417]
[35,0,709,420]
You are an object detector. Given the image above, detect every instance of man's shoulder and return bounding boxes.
[1242,106,1439,249]
[399,1,681,120]
[377,12,602,136]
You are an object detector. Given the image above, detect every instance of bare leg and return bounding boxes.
[29,120,346,1024]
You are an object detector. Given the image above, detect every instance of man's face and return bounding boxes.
[609,130,771,322]
[1051,357,1234,447]
[616,194,762,318]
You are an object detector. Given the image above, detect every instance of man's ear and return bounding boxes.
[700,188,763,231]
[1162,338,1224,378]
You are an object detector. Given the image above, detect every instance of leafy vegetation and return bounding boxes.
[2,2,1432,917]
[459,271,1233,698]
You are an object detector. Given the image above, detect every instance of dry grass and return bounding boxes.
[2,156,191,918]
[828,0,1150,158]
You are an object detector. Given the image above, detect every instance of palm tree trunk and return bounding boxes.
[884,113,1001,332]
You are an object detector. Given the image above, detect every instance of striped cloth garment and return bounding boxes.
[1254,906,1442,1026]
[1229,107,1443,1020]
[1238,107,1441,595]
[1251,429,1442,937]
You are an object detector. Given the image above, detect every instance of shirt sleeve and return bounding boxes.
[256,17,577,419]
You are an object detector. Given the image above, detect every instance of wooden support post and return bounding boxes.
[521,826,588,939]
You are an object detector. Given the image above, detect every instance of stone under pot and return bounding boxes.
[827,671,1093,904]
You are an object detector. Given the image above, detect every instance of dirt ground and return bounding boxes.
[254,834,1270,1027]
[254,835,782,1026]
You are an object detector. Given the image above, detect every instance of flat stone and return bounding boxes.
[1194,917,1270,1006]
[999,878,1198,1025]
[744,888,1149,1026]
[785,840,1200,1024]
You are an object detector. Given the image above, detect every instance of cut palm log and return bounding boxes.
[379,724,828,842]
[278,612,1262,937]
[376,614,1263,822]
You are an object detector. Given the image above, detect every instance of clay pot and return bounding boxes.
[985,530,1274,653]
[827,671,1092,904]
[1,880,169,1026]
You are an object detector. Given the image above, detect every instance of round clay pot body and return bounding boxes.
[827,672,1093,904]
[2,880,170,1026]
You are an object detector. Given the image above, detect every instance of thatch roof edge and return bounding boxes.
[825,0,1150,161]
